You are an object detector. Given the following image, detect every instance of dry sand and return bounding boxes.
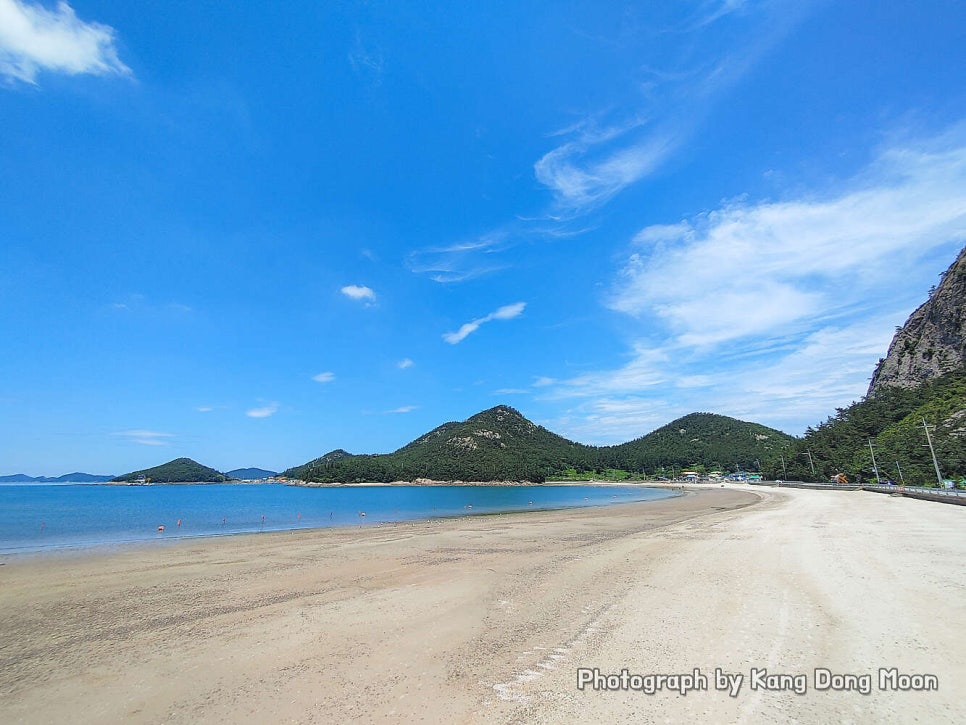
[1,485,964,724]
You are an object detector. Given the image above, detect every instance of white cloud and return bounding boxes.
[397,358,414,369]
[717,316,900,427]
[406,6,808,281]
[444,322,480,345]
[546,313,899,445]
[535,131,676,212]
[610,139,966,347]
[386,405,417,414]
[108,296,193,316]
[340,284,376,303]
[246,402,279,418]
[407,233,509,283]
[113,430,173,446]
[491,302,527,320]
[633,221,692,244]
[533,3,808,216]
[692,0,749,28]
[0,0,131,84]
[312,371,335,383]
[195,406,213,413]
[554,345,670,397]
[539,131,966,441]
[541,399,675,446]
[443,302,526,344]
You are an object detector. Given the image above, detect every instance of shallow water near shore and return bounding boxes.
[0,482,677,554]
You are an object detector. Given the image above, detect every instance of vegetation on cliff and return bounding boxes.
[782,246,966,485]
[779,368,965,484]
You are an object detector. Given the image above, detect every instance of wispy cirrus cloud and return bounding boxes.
[538,129,966,441]
[0,0,131,84]
[109,295,193,315]
[534,125,677,213]
[543,312,901,445]
[113,429,174,446]
[535,1,811,217]
[537,316,902,445]
[397,358,414,369]
[312,371,335,383]
[348,31,384,86]
[443,302,526,344]
[340,284,376,304]
[246,402,279,418]
[410,1,812,283]
[385,405,417,414]
[691,0,750,29]
[407,233,509,283]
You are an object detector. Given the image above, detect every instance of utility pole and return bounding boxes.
[868,439,881,484]
[801,450,815,476]
[780,454,787,480]
[895,460,905,487]
[921,417,945,486]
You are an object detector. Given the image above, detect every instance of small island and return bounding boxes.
[112,457,228,484]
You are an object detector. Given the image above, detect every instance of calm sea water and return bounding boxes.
[0,483,677,555]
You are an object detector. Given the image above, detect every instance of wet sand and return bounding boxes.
[1,486,963,723]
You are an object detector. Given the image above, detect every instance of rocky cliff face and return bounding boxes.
[868,245,966,396]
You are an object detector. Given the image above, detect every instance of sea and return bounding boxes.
[0,482,678,555]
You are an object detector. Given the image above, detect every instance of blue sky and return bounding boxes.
[2,0,965,475]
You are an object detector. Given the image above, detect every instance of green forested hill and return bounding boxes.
[284,406,797,483]
[285,406,594,482]
[225,467,277,480]
[113,457,227,483]
[776,246,966,485]
[603,412,795,474]
[780,368,966,484]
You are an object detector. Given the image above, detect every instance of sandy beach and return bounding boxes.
[1,485,964,724]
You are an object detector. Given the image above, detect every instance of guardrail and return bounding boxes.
[862,484,966,505]
[774,481,861,491]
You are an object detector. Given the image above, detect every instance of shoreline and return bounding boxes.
[286,478,688,487]
[0,483,683,560]
[15,478,720,487]
[2,485,963,723]
[0,488,686,562]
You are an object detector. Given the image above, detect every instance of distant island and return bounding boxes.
[112,458,228,484]
[225,467,278,480]
[0,472,115,483]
